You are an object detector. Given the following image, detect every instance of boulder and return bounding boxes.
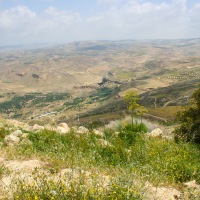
[33,124,44,131]
[4,134,20,146]
[59,123,69,130]
[184,180,200,189]
[4,159,43,173]
[57,123,70,134]
[146,186,181,200]
[147,128,163,138]
[23,125,34,132]
[11,130,23,137]
[57,126,69,134]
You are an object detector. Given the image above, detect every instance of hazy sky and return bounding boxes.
[0,0,200,45]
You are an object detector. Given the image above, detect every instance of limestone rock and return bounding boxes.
[11,130,23,137]
[59,123,69,130]
[146,186,181,200]
[57,126,67,134]
[23,125,34,132]
[184,180,200,189]
[4,159,43,173]
[33,124,44,131]
[6,119,25,128]
[57,123,70,134]
[147,128,163,138]
[4,134,20,146]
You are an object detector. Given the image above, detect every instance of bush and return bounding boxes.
[118,123,147,146]
[175,83,200,144]
[0,127,9,142]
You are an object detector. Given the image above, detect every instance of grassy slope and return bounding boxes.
[0,123,200,199]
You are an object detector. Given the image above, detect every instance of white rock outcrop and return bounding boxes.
[57,123,70,134]
[11,130,23,137]
[146,186,181,200]
[184,180,200,189]
[146,128,163,138]
[4,134,20,146]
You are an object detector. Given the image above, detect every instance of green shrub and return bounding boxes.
[118,123,147,146]
[175,83,200,144]
[0,127,9,142]
[129,139,200,183]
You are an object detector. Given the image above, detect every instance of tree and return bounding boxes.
[135,106,148,123]
[124,91,147,125]
[175,83,200,144]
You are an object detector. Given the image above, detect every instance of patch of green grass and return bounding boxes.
[14,170,143,200]
[131,139,200,183]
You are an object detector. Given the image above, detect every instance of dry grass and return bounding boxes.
[148,106,183,120]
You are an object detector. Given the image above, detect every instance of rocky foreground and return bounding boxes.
[0,119,200,199]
